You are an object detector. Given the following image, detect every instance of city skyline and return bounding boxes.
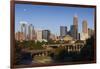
[15,4,95,35]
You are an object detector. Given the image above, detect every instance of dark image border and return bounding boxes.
[11,0,96,68]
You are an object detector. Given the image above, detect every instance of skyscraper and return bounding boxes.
[20,21,27,40]
[80,20,88,40]
[73,15,78,28]
[73,15,78,40]
[36,30,42,41]
[82,20,88,34]
[28,24,35,40]
[70,25,77,40]
[60,26,67,37]
[42,30,50,40]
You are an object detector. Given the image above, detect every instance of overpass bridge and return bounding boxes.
[22,49,53,57]
[42,43,85,52]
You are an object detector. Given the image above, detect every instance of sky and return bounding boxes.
[15,3,95,35]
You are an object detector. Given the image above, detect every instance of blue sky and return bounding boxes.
[15,4,95,35]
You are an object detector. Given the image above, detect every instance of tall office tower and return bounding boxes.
[32,27,36,40]
[60,26,67,37]
[20,21,27,40]
[73,15,78,40]
[70,25,76,40]
[36,30,42,41]
[70,25,74,37]
[42,30,50,41]
[28,24,35,40]
[82,20,88,34]
[80,20,88,40]
[73,15,78,28]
